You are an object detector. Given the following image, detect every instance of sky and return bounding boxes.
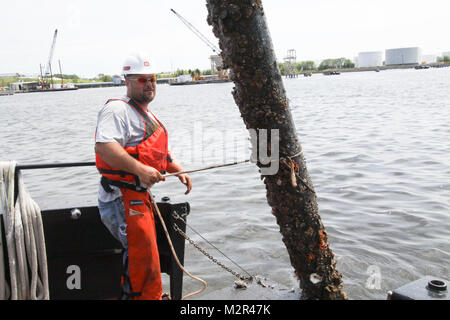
[1,0,449,78]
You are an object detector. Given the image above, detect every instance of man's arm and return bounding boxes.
[95,142,164,186]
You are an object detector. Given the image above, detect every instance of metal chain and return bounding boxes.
[171,213,252,281]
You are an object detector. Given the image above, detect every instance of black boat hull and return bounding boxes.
[1,201,190,300]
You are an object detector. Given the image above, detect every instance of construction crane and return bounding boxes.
[170,9,227,77]
[170,8,219,53]
[42,29,58,89]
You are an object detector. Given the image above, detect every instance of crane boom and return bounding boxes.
[170,9,220,53]
[44,29,58,77]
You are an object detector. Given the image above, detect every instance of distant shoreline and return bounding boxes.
[294,63,450,75]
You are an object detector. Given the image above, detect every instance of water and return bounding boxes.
[1,67,449,299]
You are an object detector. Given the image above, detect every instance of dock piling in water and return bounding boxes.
[206,0,347,300]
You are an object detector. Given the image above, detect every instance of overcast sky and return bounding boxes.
[1,0,449,78]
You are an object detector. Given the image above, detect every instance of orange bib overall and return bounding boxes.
[96,98,170,300]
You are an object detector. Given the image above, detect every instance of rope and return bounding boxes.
[148,189,207,300]
[0,161,49,300]
[164,153,315,193]
[163,159,250,177]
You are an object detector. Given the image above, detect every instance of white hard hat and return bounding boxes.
[122,53,153,76]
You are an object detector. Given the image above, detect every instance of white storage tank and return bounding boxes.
[385,47,421,65]
[357,51,383,68]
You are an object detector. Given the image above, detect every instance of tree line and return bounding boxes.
[95,69,216,80]
[278,58,355,75]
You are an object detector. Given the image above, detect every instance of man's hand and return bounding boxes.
[165,155,192,195]
[136,164,165,187]
[177,173,192,195]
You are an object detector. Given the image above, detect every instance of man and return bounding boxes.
[95,53,192,300]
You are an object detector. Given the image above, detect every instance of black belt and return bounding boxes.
[101,176,147,193]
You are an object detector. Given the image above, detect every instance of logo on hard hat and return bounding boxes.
[144,61,150,67]
[123,66,131,71]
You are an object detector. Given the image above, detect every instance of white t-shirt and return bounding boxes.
[95,96,160,202]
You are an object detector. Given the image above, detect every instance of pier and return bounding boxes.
[74,82,123,89]
[0,89,14,96]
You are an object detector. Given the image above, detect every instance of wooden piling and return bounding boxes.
[206,0,347,300]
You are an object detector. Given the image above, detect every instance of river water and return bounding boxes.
[0,67,449,300]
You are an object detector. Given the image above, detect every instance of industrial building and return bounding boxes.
[357,51,383,68]
[112,75,124,85]
[9,81,40,92]
[385,47,421,65]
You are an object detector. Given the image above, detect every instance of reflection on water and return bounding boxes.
[0,67,449,299]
